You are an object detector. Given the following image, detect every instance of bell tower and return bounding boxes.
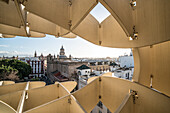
[60,45,65,56]
[34,51,37,57]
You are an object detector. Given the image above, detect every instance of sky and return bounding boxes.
[0,3,131,58]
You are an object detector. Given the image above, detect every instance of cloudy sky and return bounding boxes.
[0,3,131,58]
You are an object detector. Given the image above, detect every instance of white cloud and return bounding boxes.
[0,45,9,47]
[0,50,32,57]
[0,51,9,54]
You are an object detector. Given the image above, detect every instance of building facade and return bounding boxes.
[47,46,88,82]
[119,54,134,68]
[19,52,45,78]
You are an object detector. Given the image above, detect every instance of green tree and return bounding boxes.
[0,59,31,79]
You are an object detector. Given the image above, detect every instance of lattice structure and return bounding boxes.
[0,0,170,112]
[0,73,170,113]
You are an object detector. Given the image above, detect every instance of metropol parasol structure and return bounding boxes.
[0,0,170,113]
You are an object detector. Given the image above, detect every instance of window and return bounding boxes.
[78,71,81,75]
[126,73,129,79]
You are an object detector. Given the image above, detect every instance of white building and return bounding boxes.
[19,57,45,78]
[77,65,91,77]
[113,68,134,80]
[76,65,91,89]
[109,62,119,71]
[119,54,134,68]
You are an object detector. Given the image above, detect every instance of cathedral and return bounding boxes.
[56,45,71,60]
[47,46,88,82]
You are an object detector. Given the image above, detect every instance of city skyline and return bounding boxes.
[0,3,131,58]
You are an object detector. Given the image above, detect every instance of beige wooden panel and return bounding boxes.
[0,82,26,96]
[2,81,15,85]
[61,81,77,92]
[101,77,131,112]
[24,96,70,113]
[0,101,17,113]
[100,15,131,48]
[136,0,170,47]
[133,41,170,96]
[2,34,15,38]
[70,95,85,113]
[0,23,24,36]
[100,0,133,36]
[98,0,170,48]
[73,77,99,113]
[132,48,140,82]
[0,91,23,110]
[87,76,98,84]
[0,0,21,27]
[59,84,70,98]
[27,13,69,36]
[61,32,77,38]
[117,95,134,113]
[132,81,170,113]
[73,14,99,45]
[23,84,59,111]
[101,76,170,113]
[29,31,46,38]
[25,0,70,30]
[29,81,45,89]
[0,24,45,37]
[71,0,97,30]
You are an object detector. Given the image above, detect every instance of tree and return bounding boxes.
[0,59,31,79]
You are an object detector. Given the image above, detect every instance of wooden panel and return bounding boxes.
[2,34,15,38]
[0,82,26,96]
[101,77,131,112]
[29,82,45,89]
[70,95,85,113]
[136,0,170,47]
[87,76,98,84]
[100,0,134,36]
[101,76,170,113]
[24,96,70,113]
[132,48,140,82]
[61,32,77,38]
[59,84,70,98]
[25,0,70,30]
[23,84,59,111]
[0,91,23,110]
[0,24,45,37]
[73,14,99,45]
[27,13,69,36]
[61,81,77,92]
[71,0,97,30]
[0,101,17,113]
[73,77,99,112]
[0,0,21,27]
[2,81,15,86]
[115,94,133,113]
[133,41,170,96]
[100,15,131,48]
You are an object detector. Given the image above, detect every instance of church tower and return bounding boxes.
[60,45,65,56]
[34,51,37,57]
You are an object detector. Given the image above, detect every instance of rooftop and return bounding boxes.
[77,65,91,70]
